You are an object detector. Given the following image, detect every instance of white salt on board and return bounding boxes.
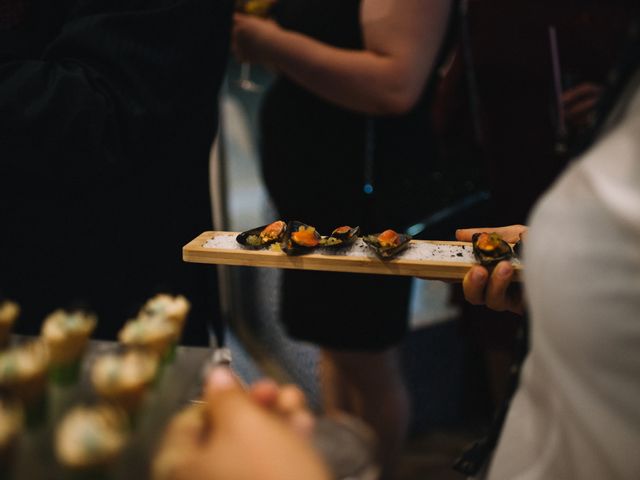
[202,233,515,264]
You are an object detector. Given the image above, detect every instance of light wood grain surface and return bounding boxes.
[183,231,523,282]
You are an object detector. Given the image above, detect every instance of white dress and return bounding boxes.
[486,71,640,479]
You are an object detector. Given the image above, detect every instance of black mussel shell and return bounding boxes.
[363,229,412,259]
[472,232,514,266]
[319,225,360,248]
[513,239,523,258]
[236,220,287,249]
[281,221,322,255]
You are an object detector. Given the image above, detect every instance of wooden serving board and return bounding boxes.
[182,231,523,282]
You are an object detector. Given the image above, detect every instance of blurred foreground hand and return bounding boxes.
[153,367,330,480]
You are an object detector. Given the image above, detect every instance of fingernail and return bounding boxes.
[208,366,236,390]
[497,262,513,277]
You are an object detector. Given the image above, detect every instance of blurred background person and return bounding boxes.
[232,0,457,476]
[0,0,233,345]
[432,0,638,414]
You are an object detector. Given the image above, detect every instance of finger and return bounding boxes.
[462,266,489,305]
[253,382,315,437]
[519,230,528,243]
[162,404,207,448]
[276,385,309,415]
[202,369,332,480]
[205,365,243,393]
[153,406,206,480]
[249,378,280,409]
[203,366,247,421]
[203,367,274,443]
[456,225,526,243]
[288,410,316,438]
[485,261,514,311]
[456,227,490,242]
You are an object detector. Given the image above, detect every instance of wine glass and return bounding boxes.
[235,0,277,92]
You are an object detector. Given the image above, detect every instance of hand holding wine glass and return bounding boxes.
[233,0,278,92]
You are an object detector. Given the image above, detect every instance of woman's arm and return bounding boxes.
[233,0,453,115]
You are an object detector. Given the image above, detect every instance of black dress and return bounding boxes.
[0,0,233,345]
[260,0,452,350]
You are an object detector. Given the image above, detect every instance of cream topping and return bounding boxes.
[41,310,97,341]
[91,350,158,391]
[118,316,177,345]
[0,341,48,383]
[56,405,128,467]
[0,300,20,326]
[140,294,190,323]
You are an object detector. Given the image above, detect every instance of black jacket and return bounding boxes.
[0,0,232,344]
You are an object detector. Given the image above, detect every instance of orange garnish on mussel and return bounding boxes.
[281,221,322,255]
[260,220,286,243]
[378,229,401,248]
[291,227,320,247]
[363,229,411,259]
[319,225,360,248]
[237,220,287,248]
[332,226,352,235]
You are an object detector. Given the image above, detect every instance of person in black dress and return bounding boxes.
[232,0,455,475]
[0,0,232,345]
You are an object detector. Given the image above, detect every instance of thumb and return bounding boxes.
[206,366,243,394]
[204,366,246,413]
[204,366,263,433]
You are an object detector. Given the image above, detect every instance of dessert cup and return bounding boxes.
[139,294,190,334]
[90,349,159,414]
[41,309,97,385]
[0,340,49,426]
[55,403,129,478]
[118,316,179,362]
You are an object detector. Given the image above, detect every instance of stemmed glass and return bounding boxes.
[235,0,277,92]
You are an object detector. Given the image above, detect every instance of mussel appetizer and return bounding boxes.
[236,220,287,249]
[472,232,514,266]
[319,225,360,248]
[281,221,322,255]
[363,229,412,259]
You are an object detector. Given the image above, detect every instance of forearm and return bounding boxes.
[262,29,418,115]
[236,0,452,115]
